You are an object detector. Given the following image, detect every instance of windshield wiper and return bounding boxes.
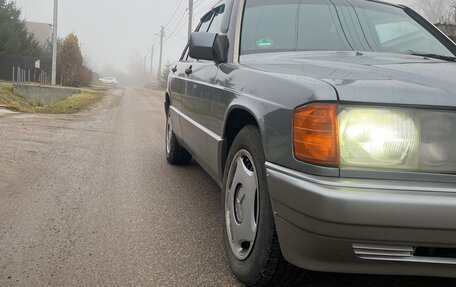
[407,50,456,62]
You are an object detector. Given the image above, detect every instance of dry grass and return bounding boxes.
[0,82,36,112]
[0,82,103,114]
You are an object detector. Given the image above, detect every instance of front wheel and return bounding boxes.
[222,126,304,287]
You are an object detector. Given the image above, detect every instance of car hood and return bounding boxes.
[242,52,456,107]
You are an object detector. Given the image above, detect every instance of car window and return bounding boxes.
[207,5,226,34]
[359,5,451,55]
[297,2,351,51]
[241,0,353,54]
[240,0,454,57]
[241,0,299,54]
[375,22,420,44]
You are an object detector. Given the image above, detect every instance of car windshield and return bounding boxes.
[240,0,454,57]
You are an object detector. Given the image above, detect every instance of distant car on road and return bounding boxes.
[99,77,118,85]
[165,0,456,286]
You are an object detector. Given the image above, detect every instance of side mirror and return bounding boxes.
[188,32,229,63]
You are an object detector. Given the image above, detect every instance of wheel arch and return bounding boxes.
[221,106,263,176]
[164,91,170,114]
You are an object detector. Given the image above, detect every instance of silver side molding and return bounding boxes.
[169,106,222,142]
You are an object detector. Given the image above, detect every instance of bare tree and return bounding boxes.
[451,0,456,23]
[412,0,452,23]
[439,0,456,24]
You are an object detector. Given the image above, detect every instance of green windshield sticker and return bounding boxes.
[256,38,274,48]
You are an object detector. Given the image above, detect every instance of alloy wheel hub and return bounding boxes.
[225,150,259,260]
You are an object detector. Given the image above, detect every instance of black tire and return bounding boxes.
[222,125,304,287]
[165,110,192,165]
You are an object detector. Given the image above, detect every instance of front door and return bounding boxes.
[180,3,228,180]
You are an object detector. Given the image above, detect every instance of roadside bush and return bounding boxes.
[80,65,94,87]
[58,33,83,87]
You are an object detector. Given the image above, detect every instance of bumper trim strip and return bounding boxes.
[353,243,456,265]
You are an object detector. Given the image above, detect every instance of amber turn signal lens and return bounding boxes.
[293,103,339,166]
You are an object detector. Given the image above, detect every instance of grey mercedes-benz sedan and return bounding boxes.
[165,0,456,286]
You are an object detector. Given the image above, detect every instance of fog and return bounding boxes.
[14,0,220,79]
[11,0,445,81]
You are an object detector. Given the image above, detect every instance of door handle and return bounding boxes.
[171,65,177,73]
[185,65,193,76]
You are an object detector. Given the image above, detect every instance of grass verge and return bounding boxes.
[0,82,103,114]
[87,84,110,92]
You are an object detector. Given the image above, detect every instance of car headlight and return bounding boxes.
[339,107,420,169]
[420,112,456,173]
[293,104,456,174]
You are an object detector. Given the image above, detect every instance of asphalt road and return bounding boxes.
[1,88,456,287]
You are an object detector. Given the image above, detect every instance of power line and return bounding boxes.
[164,0,185,29]
[194,0,217,16]
[161,0,219,50]
[193,0,207,11]
[164,8,189,44]
[166,32,187,42]
[167,36,187,47]
[167,34,187,45]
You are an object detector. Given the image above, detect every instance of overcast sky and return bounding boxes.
[13,0,413,76]
[13,0,220,76]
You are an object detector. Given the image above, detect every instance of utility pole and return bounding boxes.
[188,0,194,42]
[158,26,164,81]
[149,45,154,81]
[51,0,58,85]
